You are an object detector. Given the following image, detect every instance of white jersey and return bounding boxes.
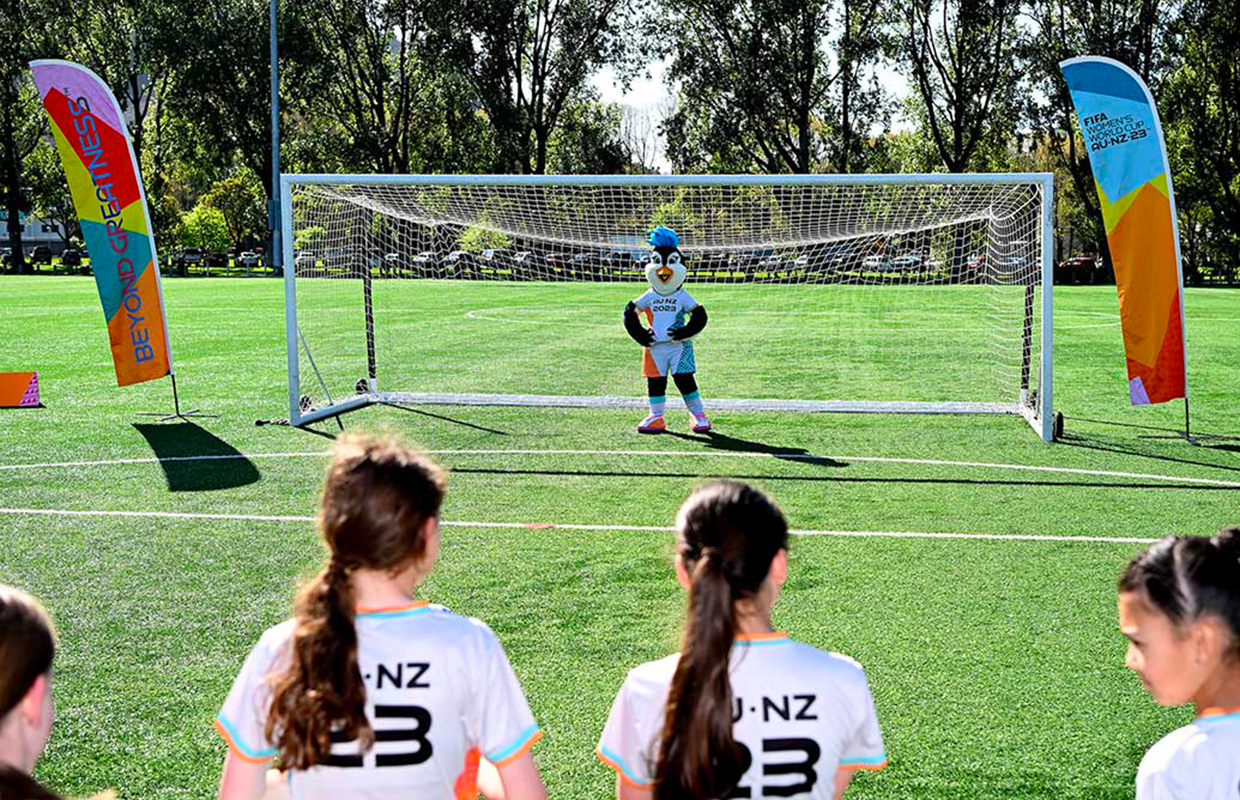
[634,288,699,344]
[1136,707,1240,800]
[216,602,541,800]
[597,633,886,797]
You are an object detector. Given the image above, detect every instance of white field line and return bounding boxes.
[0,507,1155,543]
[1,448,1237,488]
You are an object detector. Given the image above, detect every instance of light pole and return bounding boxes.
[269,0,281,277]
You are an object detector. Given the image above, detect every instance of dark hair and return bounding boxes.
[653,482,789,800]
[0,585,56,722]
[1120,526,1240,658]
[266,434,447,770]
[0,765,65,800]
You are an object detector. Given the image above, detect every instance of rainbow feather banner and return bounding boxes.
[29,59,172,387]
[1060,56,1187,406]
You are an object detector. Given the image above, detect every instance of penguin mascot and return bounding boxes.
[622,225,711,433]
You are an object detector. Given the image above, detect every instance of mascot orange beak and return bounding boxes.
[656,266,673,284]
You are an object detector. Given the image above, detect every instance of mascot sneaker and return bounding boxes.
[690,412,711,433]
[637,414,666,434]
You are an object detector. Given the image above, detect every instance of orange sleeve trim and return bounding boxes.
[839,760,888,772]
[214,719,274,764]
[489,729,544,767]
[595,748,652,790]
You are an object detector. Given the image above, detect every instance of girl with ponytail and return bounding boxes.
[0,584,112,800]
[216,434,546,800]
[596,482,886,800]
[1118,526,1240,799]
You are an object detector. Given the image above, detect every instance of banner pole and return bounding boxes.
[136,372,216,422]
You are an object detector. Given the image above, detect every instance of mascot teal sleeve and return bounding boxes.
[624,301,655,345]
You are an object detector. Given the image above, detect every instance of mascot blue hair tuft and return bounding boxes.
[646,226,680,249]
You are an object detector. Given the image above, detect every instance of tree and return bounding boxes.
[619,104,661,173]
[309,0,426,174]
[169,0,323,235]
[546,99,630,174]
[177,203,231,252]
[1,0,67,274]
[26,140,79,248]
[1022,0,1180,273]
[202,170,266,251]
[436,0,650,173]
[903,0,1021,173]
[1161,0,1239,280]
[660,0,889,174]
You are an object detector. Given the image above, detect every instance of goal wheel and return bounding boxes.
[1053,410,1065,441]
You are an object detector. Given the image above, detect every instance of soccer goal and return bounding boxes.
[280,174,1055,440]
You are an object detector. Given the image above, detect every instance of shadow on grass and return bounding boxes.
[1070,415,1240,443]
[661,429,847,468]
[1057,429,1240,474]
[378,401,510,435]
[133,422,260,492]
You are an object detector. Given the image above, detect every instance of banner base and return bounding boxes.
[0,372,40,408]
[135,373,218,423]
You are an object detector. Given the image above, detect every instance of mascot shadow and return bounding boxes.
[661,429,847,469]
[133,422,260,492]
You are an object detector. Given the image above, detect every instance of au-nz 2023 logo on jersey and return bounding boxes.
[321,661,434,769]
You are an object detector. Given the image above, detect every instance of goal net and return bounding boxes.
[280,174,1054,440]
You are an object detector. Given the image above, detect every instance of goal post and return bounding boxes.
[281,173,1055,441]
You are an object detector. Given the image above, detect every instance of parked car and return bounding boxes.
[293,250,317,271]
[441,251,471,274]
[172,247,204,274]
[862,254,892,271]
[410,251,437,274]
[324,247,352,269]
[891,255,924,273]
[207,251,229,270]
[30,245,53,265]
[0,247,12,269]
[1057,255,1096,284]
[237,251,260,272]
[59,248,84,271]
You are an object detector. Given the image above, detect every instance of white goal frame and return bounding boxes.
[281,173,1055,441]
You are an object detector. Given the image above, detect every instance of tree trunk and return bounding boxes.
[1,98,28,275]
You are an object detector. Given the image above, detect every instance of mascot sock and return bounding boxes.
[649,395,667,417]
[683,390,705,417]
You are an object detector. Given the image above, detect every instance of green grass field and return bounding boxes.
[1,275,1238,800]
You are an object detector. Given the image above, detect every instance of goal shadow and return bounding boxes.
[133,422,260,492]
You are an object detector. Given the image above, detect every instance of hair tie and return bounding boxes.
[327,557,352,580]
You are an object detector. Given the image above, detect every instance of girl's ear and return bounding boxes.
[674,554,692,590]
[769,548,788,588]
[1192,615,1230,666]
[19,673,50,727]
